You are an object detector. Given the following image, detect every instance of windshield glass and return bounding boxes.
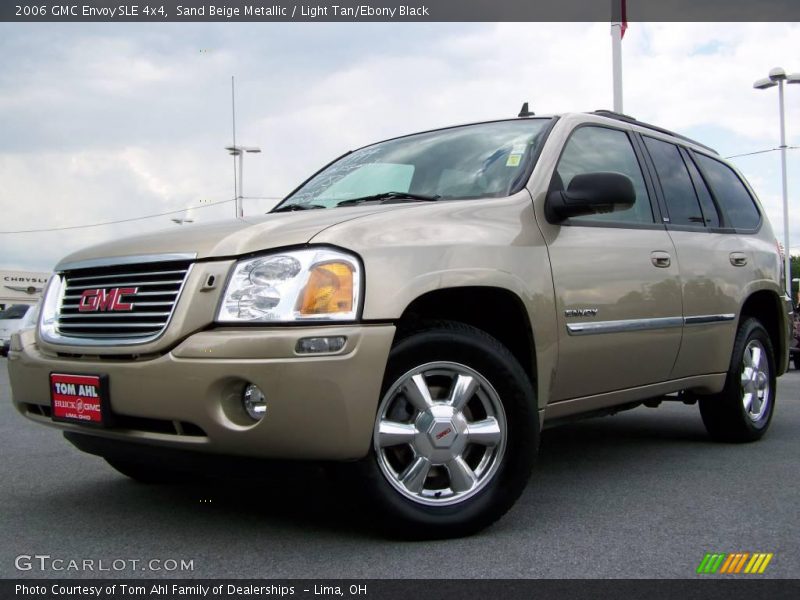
[275,119,550,210]
[0,304,31,320]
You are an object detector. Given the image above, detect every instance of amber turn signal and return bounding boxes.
[298,262,354,315]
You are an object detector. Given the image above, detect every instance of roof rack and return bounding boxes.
[590,110,718,155]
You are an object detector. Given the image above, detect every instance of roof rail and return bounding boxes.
[590,110,718,155]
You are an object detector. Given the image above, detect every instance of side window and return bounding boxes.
[0,304,29,319]
[694,154,761,230]
[554,126,654,225]
[643,136,706,226]
[682,152,720,228]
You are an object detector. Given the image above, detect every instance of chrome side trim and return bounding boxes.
[567,316,683,336]
[57,253,197,273]
[567,313,737,336]
[684,314,736,325]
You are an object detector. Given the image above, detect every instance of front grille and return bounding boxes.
[56,260,192,341]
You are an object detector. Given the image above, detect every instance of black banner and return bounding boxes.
[2,0,800,23]
[5,579,800,600]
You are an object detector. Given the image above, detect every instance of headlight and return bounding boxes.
[217,248,361,323]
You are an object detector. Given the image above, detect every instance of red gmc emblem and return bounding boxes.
[435,426,453,440]
[77,287,138,312]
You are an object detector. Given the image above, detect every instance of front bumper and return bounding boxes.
[7,324,395,460]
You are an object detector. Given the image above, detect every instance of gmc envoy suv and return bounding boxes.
[7,110,793,537]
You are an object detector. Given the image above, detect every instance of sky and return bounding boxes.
[0,21,799,272]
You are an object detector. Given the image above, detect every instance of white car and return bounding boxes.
[0,304,36,356]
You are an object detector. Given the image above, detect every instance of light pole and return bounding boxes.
[754,67,800,294]
[225,145,262,218]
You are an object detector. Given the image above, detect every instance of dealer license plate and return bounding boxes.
[50,373,109,426]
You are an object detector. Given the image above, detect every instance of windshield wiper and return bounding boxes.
[337,192,441,207]
[271,203,326,213]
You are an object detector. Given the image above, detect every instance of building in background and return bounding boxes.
[0,269,50,310]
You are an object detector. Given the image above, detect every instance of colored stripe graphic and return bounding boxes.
[733,553,750,573]
[758,554,773,573]
[698,552,773,574]
[745,553,774,574]
[697,554,726,574]
[719,554,736,574]
[696,553,713,574]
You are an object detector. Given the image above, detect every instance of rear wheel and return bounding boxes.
[699,318,776,443]
[359,321,538,539]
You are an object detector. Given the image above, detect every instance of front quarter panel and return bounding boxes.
[311,192,558,410]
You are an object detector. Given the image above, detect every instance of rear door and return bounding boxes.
[665,149,766,377]
[638,135,744,378]
[540,124,683,401]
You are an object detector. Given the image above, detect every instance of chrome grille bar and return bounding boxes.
[59,312,172,319]
[67,269,189,282]
[65,279,184,290]
[62,290,180,299]
[58,322,171,329]
[62,301,175,309]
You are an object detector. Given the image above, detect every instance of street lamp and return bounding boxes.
[754,67,800,294]
[225,145,262,218]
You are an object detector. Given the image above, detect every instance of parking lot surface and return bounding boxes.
[1,357,798,578]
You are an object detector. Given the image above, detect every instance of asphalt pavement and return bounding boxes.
[1,356,798,579]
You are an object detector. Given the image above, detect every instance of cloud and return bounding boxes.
[1,21,799,271]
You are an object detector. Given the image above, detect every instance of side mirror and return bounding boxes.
[546,172,636,222]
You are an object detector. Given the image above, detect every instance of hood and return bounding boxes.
[55,205,407,270]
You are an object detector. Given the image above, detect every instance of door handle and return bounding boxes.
[729,252,748,267]
[651,251,671,268]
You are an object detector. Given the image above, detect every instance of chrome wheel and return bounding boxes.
[741,339,770,422]
[373,361,507,507]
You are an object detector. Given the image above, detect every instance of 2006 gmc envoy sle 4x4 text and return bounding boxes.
[7,109,793,538]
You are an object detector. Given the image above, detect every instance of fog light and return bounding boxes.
[242,384,267,421]
[295,336,347,354]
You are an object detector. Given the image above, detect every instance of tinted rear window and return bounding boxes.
[694,154,760,230]
[644,136,705,226]
[683,154,721,228]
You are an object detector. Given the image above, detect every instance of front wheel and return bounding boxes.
[699,318,776,443]
[359,321,538,539]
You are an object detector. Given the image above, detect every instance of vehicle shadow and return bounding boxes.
[24,405,715,541]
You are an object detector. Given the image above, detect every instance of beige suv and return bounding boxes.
[7,111,793,538]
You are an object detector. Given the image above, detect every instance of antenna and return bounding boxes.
[231,75,238,212]
[518,102,534,117]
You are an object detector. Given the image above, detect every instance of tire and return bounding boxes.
[357,320,539,539]
[699,318,776,443]
[104,456,188,484]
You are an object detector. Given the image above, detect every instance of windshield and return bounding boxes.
[0,304,31,320]
[274,119,551,210]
